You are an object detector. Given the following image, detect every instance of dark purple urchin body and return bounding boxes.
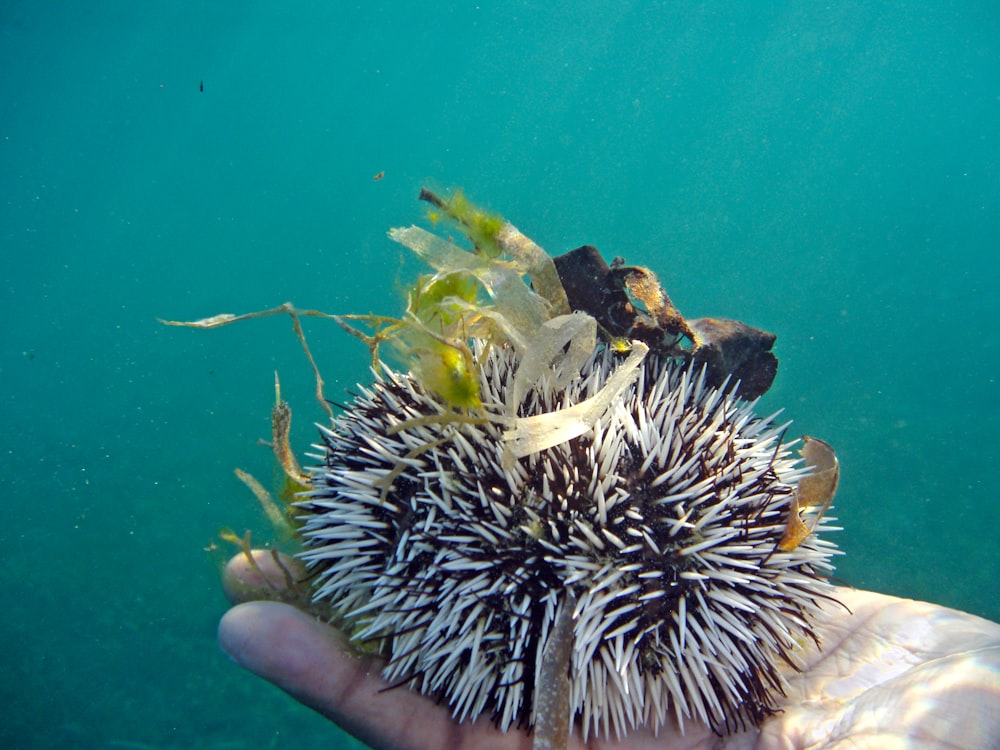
[297,343,838,738]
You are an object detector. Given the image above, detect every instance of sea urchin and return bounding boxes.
[298,341,839,739]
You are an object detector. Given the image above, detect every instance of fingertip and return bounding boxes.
[218,600,370,713]
[217,600,266,667]
[218,601,328,675]
[218,601,393,743]
[221,550,304,605]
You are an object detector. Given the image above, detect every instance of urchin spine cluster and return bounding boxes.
[297,343,838,738]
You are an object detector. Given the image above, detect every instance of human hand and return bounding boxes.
[218,551,1000,750]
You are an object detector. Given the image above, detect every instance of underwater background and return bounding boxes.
[1,1,997,748]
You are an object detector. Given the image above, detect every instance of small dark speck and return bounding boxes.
[199,80,204,92]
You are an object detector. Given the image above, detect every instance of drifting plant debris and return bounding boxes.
[268,372,311,488]
[533,591,578,750]
[779,436,840,551]
[419,187,571,315]
[160,188,780,419]
[232,469,292,540]
[159,302,338,418]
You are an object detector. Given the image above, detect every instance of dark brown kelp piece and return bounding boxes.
[553,245,777,399]
[687,317,778,400]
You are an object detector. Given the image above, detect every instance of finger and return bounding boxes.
[218,601,531,750]
[221,549,304,605]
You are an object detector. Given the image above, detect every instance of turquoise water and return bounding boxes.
[2,2,997,748]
